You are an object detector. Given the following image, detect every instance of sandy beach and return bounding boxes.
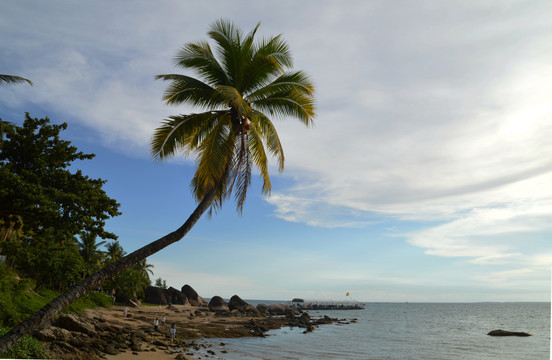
[36,300,342,359]
[78,304,288,360]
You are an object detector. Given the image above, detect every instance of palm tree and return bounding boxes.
[133,259,154,282]
[104,240,126,263]
[0,19,315,353]
[0,75,33,87]
[78,232,106,278]
[152,19,315,211]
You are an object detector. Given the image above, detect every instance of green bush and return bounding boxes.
[62,291,113,315]
[0,327,47,359]
[0,264,113,327]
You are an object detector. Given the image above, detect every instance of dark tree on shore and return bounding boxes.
[0,115,120,290]
[0,19,315,353]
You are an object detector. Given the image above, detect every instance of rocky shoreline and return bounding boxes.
[31,290,356,360]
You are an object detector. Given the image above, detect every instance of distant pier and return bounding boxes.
[291,298,365,310]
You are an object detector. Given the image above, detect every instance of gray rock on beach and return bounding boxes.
[144,285,188,305]
[144,285,168,305]
[182,284,200,306]
[228,295,249,311]
[166,286,188,305]
[228,295,259,314]
[209,296,230,312]
[181,284,207,306]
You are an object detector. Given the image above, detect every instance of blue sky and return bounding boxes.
[1,0,550,302]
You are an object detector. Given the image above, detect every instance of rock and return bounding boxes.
[181,284,202,306]
[103,344,119,355]
[299,312,311,325]
[244,304,260,315]
[209,296,230,312]
[144,286,168,305]
[268,303,294,315]
[69,334,98,348]
[256,303,268,313]
[166,286,188,305]
[57,314,97,336]
[487,329,531,337]
[34,327,60,342]
[228,295,249,311]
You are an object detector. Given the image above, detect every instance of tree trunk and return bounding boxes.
[0,183,219,354]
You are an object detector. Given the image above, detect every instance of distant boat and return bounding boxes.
[290,298,365,310]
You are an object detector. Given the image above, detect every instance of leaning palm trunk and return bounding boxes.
[0,183,219,354]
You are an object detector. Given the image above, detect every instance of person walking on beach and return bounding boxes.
[161,315,166,327]
[170,323,176,342]
[154,318,159,331]
[123,307,128,317]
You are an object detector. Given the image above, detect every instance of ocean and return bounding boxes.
[195,302,550,360]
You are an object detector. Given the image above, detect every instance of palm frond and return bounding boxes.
[208,19,241,87]
[250,111,285,172]
[232,133,252,212]
[216,85,252,116]
[0,75,33,86]
[173,41,229,86]
[252,89,315,126]
[254,34,293,69]
[247,71,315,101]
[155,74,226,108]
[246,122,272,194]
[151,112,221,160]
[191,118,234,202]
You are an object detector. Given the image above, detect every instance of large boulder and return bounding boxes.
[144,286,168,305]
[181,284,206,306]
[166,286,188,305]
[228,295,249,311]
[256,303,268,314]
[268,303,296,315]
[209,296,229,312]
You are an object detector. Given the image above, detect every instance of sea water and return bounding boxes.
[196,302,550,360]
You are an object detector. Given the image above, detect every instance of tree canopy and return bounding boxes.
[0,114,121,242]
[0,114,121,290]
[152,19,316,212]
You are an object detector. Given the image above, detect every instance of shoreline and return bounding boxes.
[36,303,352,359]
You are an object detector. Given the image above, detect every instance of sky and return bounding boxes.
[1,0,550,302]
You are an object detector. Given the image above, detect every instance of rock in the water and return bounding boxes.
[487,329,531,337]
[228,295,249,311]
[209,296,230,312]
[268,303,294,315]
